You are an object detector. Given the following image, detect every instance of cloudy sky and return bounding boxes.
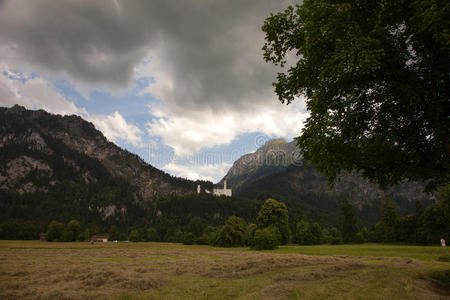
[0,0,308,182]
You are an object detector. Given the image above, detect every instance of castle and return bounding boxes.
[197,180,232,197]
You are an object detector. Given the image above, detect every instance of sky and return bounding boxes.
[0,0,308,183]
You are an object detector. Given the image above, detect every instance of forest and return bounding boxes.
[1,183,448,248]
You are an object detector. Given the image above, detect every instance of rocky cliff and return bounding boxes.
[219,139,301,193]
[0,105,199,212]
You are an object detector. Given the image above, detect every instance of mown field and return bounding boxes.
[0,241,448,299]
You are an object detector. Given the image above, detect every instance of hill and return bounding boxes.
[221,139,435,226]
[0,105,260,240]
[0,105,211,225]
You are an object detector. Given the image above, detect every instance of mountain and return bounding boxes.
[0,105,208,223]
[218,139,301,193]
[221,139,435,226]
[0,105,436,239]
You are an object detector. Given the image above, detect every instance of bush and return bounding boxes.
[63,220,81,242]
[129,229,140,242]
[354,232,365,244]
[183,232,195,245]
[295,220,314,245]
[145,227,160,242]
[203,226,218,245]
[166,236,178,243]
[253,227,280,250]
[47,221,65,242]
[246,223,258,247]
[213,216,247,247]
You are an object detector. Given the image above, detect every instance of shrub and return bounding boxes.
[145,227,160,242]
[253,226,280,250]
[183,232,195,245]
[129,229,140,242]
[213,216,247,247]
[47,221,64,242]
[246,223,258,247]
[295,220,314,245]
[354,232,365,244]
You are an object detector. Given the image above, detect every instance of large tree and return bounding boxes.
[257,198,291,244]
[262,0,449,190]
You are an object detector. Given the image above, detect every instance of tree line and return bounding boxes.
[1,183,447,247]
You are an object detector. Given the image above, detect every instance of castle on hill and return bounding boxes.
[197,180,232,197]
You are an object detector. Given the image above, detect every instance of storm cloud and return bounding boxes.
[0,0,293,110]
[0,0,306,162]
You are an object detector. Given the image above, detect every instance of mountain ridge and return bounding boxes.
[218,138,301,193]
[0,105,210,220]
[220,137,435,225]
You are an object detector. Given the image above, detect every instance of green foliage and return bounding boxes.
[78,229,90,241]
[310,222,323,245]
[186,217,204,237]
[246,223,258,247]
[329,227,343,245]
[396,215,417,244]
[360,227,370,242]
[341,199,358,243]
[202,226,218,245]
[145,227,160,242]
[381,197,400,241]
[372,197,401,243]
[62,220,81,242]
[167,229,184,243]
[128,229,140,242]
[354,232,365,244]
[183,232,196,245]
[47,221,64,241]
[253,226,280,250]
[262,0,450,189]
[0,220,45,240]
[213,216,247,247]
[417,186,450,244]
[295,220,313,245]
[256,198,290,244]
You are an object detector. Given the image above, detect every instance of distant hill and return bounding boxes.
[0,105,211,224]
[220,139,435,226]
[218,139,301,193]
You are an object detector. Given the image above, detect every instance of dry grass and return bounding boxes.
[0,241,448,299]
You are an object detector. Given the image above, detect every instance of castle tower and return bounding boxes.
[197,184,201,194]
[224,180,227,190]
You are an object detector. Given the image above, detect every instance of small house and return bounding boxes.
[39,233,48,241]
[90,235,109,243]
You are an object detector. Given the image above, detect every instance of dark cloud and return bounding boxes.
[0,0,293,110]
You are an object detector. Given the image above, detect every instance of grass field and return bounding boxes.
[0,241,448,299]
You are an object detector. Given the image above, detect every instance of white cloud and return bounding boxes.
[0,67,143,148]
[0,68,85,116]
[87,112,143,147]
[163,161,232,182]
[147,100,308,156]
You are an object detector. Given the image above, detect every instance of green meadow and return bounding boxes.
[0,241,448,299]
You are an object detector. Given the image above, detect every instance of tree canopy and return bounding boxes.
[262,0,449,190]
[257,198,290,244]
